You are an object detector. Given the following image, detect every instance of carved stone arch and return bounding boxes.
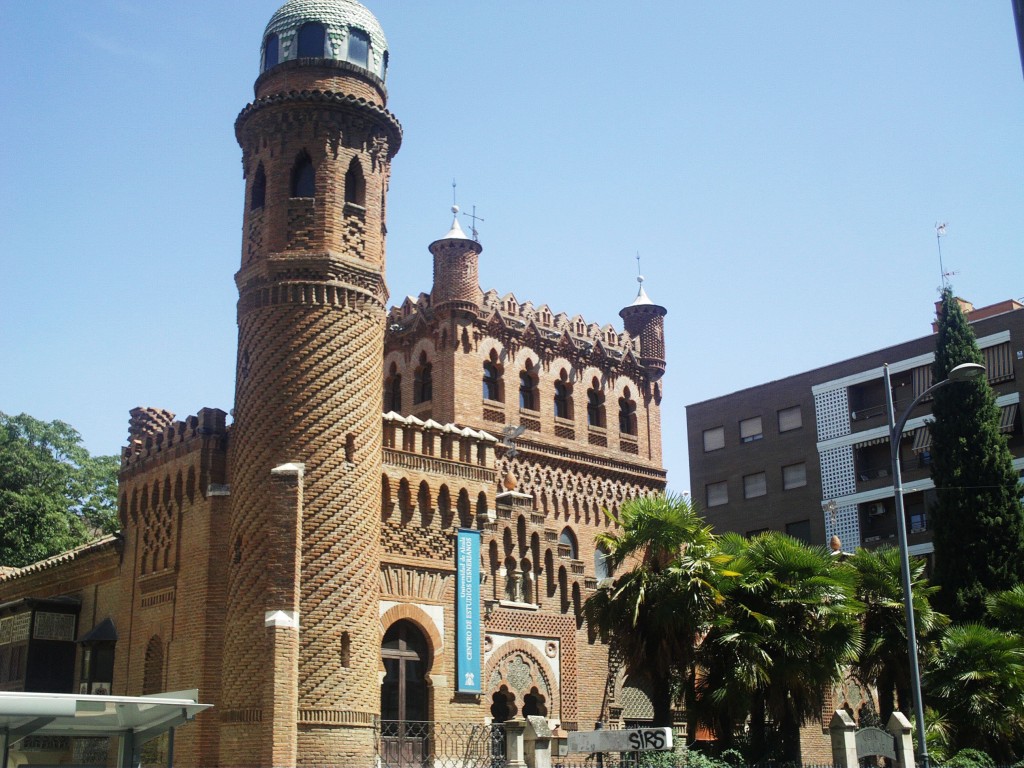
[484,639,558,721]
[379,603,444,664]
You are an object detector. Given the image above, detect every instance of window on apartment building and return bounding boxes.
[739,416,763,443]
[706,481,728,508]
[785,519,811,544]
[782,462,807,490]
[778,406,802,433]
[743,472,767,499]
[703,426,725,452]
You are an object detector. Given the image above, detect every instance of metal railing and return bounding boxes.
[376,720,506,768]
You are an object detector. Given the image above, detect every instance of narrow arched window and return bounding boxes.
[385,364,402,412]
[291,152,315,198]
[414,353,432,404]
[559,528,578,559]
[250,164,266,210]
[263,34,280,71]
[297,22,327,58]
[618,389,637,435]
[587,378,605,428]
[483,362,500,401]
[595,544,611,580]
[519,362,538,411]
[554,379,571,419]
[347,28,370,68]
[344,157,366,206]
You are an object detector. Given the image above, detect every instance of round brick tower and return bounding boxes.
[430,206,484,314]
[619,277,667,382]
[222,1,401,765]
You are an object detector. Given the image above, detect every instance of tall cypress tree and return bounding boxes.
[930,288,1024,622]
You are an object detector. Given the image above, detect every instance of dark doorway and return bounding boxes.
[381,620,429,768]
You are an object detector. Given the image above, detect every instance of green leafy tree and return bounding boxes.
[583,493,728,729]
[986,584,1024,635]
[847,545,946,725]
[925,623,1024,762]
[930,287,1024,622]
[698,532,862,763]
[0,412,119,567]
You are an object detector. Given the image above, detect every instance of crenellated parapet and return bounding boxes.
[121,408,229,471]
[386,288,645,383]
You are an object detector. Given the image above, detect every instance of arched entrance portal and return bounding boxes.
[381,620,430,767]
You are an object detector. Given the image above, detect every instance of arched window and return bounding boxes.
[345,157,366,206]
[554,379,571,420]
[414,353,432,404]
[618,388,637,435]
[384,364,402,413]
[347,28,370,68]
[381,620,429,729]
[250,164,266,210]
[297,22,327,58]
[559,528,578,560]
[483,361,500,401]
[262,34,280,71]
[594,544,611,581]
[587,378,605,428]
[519,362,538,411]
[291,152,315,198]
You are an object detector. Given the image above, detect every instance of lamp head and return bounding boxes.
[947,362,986,382]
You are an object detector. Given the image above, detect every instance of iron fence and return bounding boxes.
[376,720,506,768]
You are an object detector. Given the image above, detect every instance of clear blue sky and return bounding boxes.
[1,2,1021,494]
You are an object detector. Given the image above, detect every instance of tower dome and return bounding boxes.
[261,0,389,81]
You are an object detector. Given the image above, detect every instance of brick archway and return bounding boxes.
[484,638,558,721]
[379,603,444,665]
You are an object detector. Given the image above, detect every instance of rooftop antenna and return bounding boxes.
[935,222,957,288]
[463,205,485,242]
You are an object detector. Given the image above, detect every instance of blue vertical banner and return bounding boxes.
[456,528,482,693]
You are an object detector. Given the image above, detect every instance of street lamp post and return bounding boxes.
[883,361,985,768]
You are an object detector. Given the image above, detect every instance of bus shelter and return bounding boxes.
[0,689,210,768]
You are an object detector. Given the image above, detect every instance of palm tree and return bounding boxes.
[986,584,1024,635]
[698,531,862,762]
[847,545,946,724]
[925,623,1024,762]
[582,493,727,731]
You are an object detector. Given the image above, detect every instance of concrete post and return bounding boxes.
[888,712,916,768]
[505,719,527,768]
[829,710,858,768]
[524,716,553,768]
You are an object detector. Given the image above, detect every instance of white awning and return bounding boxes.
[1,689,210,766]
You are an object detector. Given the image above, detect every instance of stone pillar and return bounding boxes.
[524,716,553,768]
[505,719,527,768]
[887,712,916,768]
[829,710,858,768]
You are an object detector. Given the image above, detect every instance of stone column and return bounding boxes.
[524,716,553,768]
[505,719,527,768]
[829,710,858,768]
[887,712,916,768]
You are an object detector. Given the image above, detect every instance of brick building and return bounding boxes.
[0,1,668,766]
[687,297,1023,555]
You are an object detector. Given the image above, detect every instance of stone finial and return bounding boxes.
[830,534,842,552]
[502,472,518,491]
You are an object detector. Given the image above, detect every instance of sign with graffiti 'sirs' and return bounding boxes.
[567,727,673,753]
